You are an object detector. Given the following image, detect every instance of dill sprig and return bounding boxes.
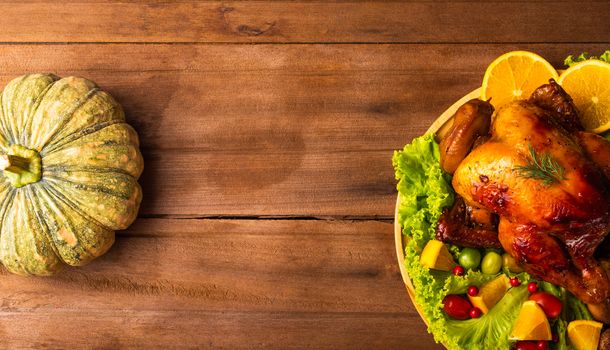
[513,143,565,186]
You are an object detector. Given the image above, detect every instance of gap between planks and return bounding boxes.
[136,214,394,222]
[0,41,609,46]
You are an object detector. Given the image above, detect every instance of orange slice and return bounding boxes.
[567,320,603,350]
[557,60,610,133]
[468,274,509,314]
[482,51,559,109]
[419,240,456,271]
[509,300,552,341]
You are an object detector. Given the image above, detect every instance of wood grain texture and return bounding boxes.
[1,43,608,217]
[0,2,607,43]
[0,310,438,350]
[0,218,440,349]
[0,2,607,348]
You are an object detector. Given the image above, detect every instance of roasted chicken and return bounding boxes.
[437,80,610,322]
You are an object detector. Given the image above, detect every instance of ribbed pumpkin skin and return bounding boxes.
[0,74,143,275]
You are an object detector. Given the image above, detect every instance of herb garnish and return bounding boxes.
[513,143,565,186]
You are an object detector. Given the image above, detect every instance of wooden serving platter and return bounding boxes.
[393,88,481,327]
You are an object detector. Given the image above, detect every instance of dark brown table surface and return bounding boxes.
[0,2,608,349]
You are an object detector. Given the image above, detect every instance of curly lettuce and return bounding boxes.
[393,133,453,246]
[393,135,530,349]
[564,50,610,67]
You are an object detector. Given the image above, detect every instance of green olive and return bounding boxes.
[502,253,524,273]
[458,248,482,271]
[481,251,503,274]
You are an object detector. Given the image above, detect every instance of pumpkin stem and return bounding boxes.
[0,154,32,174]
[0,145,42,188]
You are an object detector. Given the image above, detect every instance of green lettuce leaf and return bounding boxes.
[392,133,453,246]
[603,130,610,142]
[393,135,524,349]
[445,286,529,350]
[564,50,610,67]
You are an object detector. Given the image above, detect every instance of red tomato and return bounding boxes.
[442,295,472,320]
[529,292,563,318]
[514,341,540,350]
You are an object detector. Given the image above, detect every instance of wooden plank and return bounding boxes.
[137,149,397,217]
[0,219,405,313]
[0,218,439,349]
[1,43,608,217]
[0,2,607,43]
[0,310,440,349]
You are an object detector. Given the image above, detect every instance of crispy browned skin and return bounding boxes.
[439,99,494,174]
[578,131,610,181]
[436,197,501,248]
[529,78,582,132]
[451,81,610,321]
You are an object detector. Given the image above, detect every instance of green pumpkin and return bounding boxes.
[0,74,143,276]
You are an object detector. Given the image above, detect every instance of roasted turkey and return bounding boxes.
[436,80,610,322]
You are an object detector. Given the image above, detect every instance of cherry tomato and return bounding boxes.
[510,277,521,287]
[537,341,548,350]
[470,307,482,318]
[467,285,479,296]
[514,341,539,350]
[527,282,538,293]
[452,265,465,276]
[442,295,472,320]
[529,292,563,318]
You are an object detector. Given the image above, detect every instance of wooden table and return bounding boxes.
[0,2,608,349]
